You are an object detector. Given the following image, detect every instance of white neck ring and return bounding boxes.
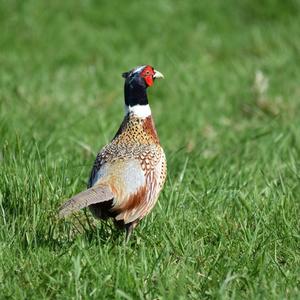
[125,104,151,118]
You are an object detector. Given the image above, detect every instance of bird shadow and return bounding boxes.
[29,212,131,253]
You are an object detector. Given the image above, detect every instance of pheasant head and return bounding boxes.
[122,65,164,118]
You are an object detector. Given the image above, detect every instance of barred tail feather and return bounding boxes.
[58,184,114,218]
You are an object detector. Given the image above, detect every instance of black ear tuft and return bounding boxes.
[122,72,130,79]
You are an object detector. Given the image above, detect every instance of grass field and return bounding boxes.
[1,0,300,299]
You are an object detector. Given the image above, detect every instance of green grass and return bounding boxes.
[1,0,300,299]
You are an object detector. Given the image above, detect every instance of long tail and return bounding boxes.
[58,184,114,218]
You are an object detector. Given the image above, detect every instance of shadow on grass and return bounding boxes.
[18,211,129,253]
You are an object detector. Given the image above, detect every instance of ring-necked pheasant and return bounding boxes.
[59,65,167,240]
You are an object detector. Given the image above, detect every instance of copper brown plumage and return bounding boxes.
[59,65,167,240]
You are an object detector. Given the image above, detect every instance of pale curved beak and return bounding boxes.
[153,69,164,79]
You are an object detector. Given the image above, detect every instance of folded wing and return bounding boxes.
[59,155,164,224]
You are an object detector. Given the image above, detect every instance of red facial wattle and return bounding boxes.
[144,75,154,87]
[140,66,155,87]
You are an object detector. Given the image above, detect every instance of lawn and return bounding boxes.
[0,0,300,299]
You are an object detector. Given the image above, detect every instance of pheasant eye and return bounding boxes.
[145,70,151,76]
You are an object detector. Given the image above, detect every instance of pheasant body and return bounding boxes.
[89,114,166,225]
[59,65,166,239]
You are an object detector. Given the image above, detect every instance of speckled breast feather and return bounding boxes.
[88,114,167,224]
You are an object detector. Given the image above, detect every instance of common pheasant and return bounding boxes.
[59,65,167,240]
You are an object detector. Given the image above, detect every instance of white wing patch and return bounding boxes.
[116,151,166,224]
[91,159,145,206]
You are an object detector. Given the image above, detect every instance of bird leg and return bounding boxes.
[125,221,138,242]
